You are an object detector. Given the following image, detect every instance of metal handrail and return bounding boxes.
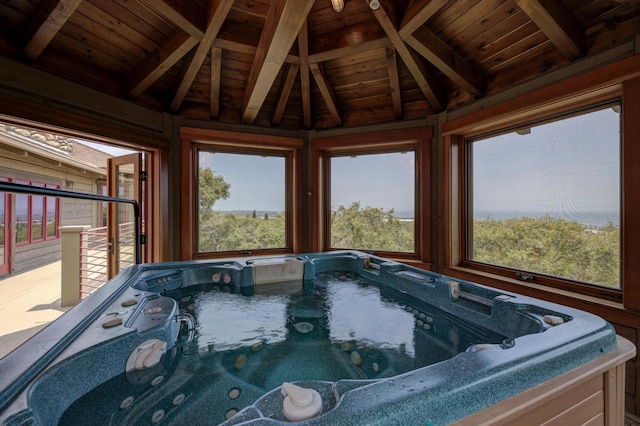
[0,181,142,264]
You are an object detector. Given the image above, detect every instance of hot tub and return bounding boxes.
[0,251,633,425]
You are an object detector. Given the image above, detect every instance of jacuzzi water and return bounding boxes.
[59,272,508,425]
[0,251,618,425]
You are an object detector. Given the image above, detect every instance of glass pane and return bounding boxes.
[15,180,29,244]
[45,184,58,238]
[197,151,286,252]
[31,183,45,241]
[116,165,135,271]
[469,105,620,288]
[97,181,107,227]
[329,152,415,252]
[31,194,44,241]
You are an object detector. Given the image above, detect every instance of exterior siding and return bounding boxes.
[0,134,106,275]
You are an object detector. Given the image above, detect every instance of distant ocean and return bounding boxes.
[392,210,415,219]
[214,209,617,228]
[473,211,619,228]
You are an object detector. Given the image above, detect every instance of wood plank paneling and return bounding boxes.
[0,0,637,130]
[453,336,634,425]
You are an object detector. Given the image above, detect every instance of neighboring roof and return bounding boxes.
[0,123,109,175]
[68,140,112,169]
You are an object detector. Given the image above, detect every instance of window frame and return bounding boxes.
[13,179,60,246]
[463,101,622,296]
[311,127,432,266]
[180,128,303,260]
[442,56,640,308]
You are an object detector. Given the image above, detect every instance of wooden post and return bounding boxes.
[59,226,88,307]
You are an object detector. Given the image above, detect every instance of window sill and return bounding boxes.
[441,265,633,322]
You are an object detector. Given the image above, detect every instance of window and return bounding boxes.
[329,151,416,253]
[45,184,59,238]
[96,180,107,227]
[467,104,620,289]
[196,151,287,253]
[180,127,303,259]
[15,180,29,245]
[312,127,431,264]
[31,183,45,241]
[14,180,60,245]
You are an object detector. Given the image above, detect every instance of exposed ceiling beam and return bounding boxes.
[298,21,312,129]
[399,0,450,38]
[210,46,222,118]
[170,0,234,111]
[127,31,198,97]
[272,63,299,125]
[241,0,315,124]
[309,38,390,64]
[308,19,387,55]
[309,63,342,126]
[406,26,485,96]
[386,47,403,120]
[127,0,206,98]
[138,0,204,41]
[514,0,585,61]
[22,0,84,60]
[366,0,443,111]
[614,0,640,8]
[212,38,299,65]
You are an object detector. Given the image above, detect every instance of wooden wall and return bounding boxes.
[438,50,640,416]
[1,43,640,415]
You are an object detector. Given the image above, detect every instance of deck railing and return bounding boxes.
[79,222,135,299]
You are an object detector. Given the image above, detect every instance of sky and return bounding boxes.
[471,106,620,219]
[198,150,416,213]
[199,151,286,212]
[76,106,621,222]
[330,152,415,213]
[80,140,135,157]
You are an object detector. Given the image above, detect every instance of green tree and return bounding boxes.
[472,216,619,287]
[197,167,288,252]
[198,167,231,252]
[200,211,286,252]
[330,202,414,252]
[198,167,231,213]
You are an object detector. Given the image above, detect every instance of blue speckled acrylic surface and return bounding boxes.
[0,251,617,426]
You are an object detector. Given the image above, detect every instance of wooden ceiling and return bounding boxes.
[0,0,638,131]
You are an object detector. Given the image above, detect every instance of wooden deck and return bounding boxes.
[0,261,69,359]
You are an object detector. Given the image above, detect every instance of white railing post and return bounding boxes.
[60,225,89,307]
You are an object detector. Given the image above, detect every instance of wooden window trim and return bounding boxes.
[464,101,621,301]
[442,55,640,310]
[311,127,432,268]
[179,127,303,260]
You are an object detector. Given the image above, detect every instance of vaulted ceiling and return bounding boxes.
[0,0,638,131]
